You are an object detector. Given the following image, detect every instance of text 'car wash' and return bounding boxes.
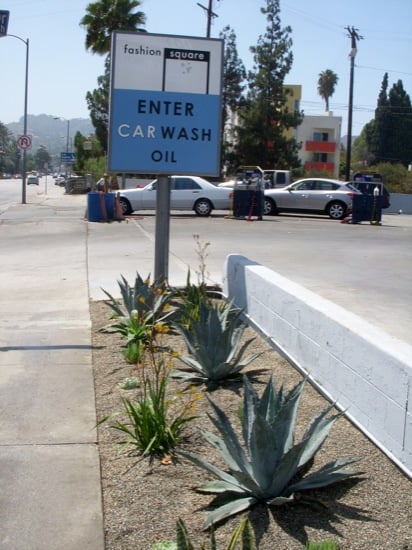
[116,98,212,164]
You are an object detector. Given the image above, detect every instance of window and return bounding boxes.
[294,180,314,191]
[313,153,328,163]
[313,132,329,142]
[173,178,201,190]
[312,180,339,191]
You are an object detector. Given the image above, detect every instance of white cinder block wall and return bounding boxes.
[223,254,412,478]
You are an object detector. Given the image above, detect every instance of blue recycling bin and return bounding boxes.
[87,192,115,222]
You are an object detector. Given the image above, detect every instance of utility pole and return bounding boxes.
[345,26,363,181]
[197,0,219,37]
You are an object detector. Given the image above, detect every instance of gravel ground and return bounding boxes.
[91,300,411,550]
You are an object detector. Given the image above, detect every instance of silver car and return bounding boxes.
[263,178,361,220]
[118,176,233,217]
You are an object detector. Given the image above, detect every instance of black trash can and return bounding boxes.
[352,194,382,224]
[233,189,263,219]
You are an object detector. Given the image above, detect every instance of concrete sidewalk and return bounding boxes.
[0,186,104,549]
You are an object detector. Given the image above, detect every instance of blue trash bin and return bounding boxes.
[87,192,115,222]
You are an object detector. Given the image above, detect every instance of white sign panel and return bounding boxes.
[108,31,223,176]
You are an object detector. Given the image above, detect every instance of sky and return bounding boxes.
[1,0,411,138]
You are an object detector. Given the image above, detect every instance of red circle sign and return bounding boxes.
[17,135,32,150]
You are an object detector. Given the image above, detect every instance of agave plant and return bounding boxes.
[102,272,172,319]
[181,375,362,529]
[172,301,263,388]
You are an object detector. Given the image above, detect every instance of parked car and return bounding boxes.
[118,176,233,216]
[65,176,91,195]
[350,180,391,209]
[263,178,362,220]
[55,175,66,186]
[27,174,39,185]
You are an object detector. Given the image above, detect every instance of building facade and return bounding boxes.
[296,112,342,178]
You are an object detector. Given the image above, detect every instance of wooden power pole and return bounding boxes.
[197,0,219,37]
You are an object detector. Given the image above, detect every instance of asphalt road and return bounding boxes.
[87,205,412,346]
[1,178,411,344]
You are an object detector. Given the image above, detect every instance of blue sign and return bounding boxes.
[60,152,76,163]
[108,32,223,177]
[0,11,9,37]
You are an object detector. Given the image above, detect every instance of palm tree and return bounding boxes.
[80,0,146,152]
[317,69,339,112]
[80,0,146,55]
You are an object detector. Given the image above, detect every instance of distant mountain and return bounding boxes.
[6,114,94,156]
[341,135,359,147]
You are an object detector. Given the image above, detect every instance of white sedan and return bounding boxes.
[118,176,233,216]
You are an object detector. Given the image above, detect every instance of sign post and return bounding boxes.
[108,31,223,283]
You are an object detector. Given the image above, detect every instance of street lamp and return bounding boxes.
[2,33,29,203]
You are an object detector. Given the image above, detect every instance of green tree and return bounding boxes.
[85,57,110,152]
[317,69,338,112]
[366,73,412,166]
[34,145,51,172]
[72,131,104,175]
[80,0,146,151]
[219,25,247,174]
[236,0,302,169]
[0,122,18,174]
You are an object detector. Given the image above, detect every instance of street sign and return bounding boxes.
[108,31,223,176]
[0,10,9,37]
[17,134,32,150]
[60,152,76,163]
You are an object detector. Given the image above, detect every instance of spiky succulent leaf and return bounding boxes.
[256,375,280,422]
[199,429,243,472]
[176,518,194,550]
[296,405,343,470]
[173,302,261,383]
[266,494,295,505]
[207,398,255,480]
[179,451,247,493]
[203,497,257,531]
[247,412,281,491]
[271,378,306,454]
[287,457,363,493]
[226,519,256,550]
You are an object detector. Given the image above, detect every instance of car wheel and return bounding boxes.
[194,198,212,216]
[119,197,132,215]
[263,197,276,216]
[327,201,346,220]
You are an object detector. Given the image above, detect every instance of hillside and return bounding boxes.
[6,114,94,157]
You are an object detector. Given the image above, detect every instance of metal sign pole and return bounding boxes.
[154,175,171,285]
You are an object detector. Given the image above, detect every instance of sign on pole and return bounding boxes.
[17,134,32,150]
[60,152,76,163]
[108,31,223,176]
[0,10,9,37]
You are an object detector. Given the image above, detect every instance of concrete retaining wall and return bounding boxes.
[223,254,412,477]
[386,193,412,215]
